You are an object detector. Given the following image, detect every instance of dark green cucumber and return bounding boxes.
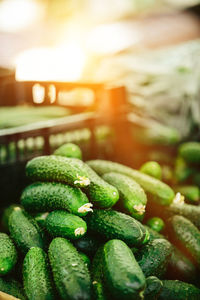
[174,185,199,204]
[102,172,147,221]
[87,160,174,205]
[135,239,173,278]
[167,246,198,284]
[86,209,149,247]
[158,280,200,300]
[26,156,119,208]
[140,161,162,180]
[8,207,45,254]
[73,234,102,257]
[45,210,87,240]
[91,246,108,300]
[168,215,200,266]
[144,276,163,300]
[166,202,200,229]
[1,204,22,232]
[54,142,82,159]
[179,142,200,164]
[21,182,92,217]
[146,217,165,233]
[0,233,17,276]
[48,237,92,300]
[102,239,146,300]
[79,252,91,269]
[0,277,26,300]
[144,226,164,242]
[23,247,55,300]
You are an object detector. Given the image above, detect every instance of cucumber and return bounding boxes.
[34,212,49,229]
[79,252,91,269]
[168,215,200,266]
[167,246,198,284]
[54,143,82,159]
[144,226,164,242]
[1,204,22,232]
[45,210,87,240]
[146,217,165,233]
[158,280,200,300]
[140,161,162,180]
[102,239,146,300]
[26,156,119,208]
[91,246,108,300]
[0,233,17,276]
[173,156,194,183]
[86,209,149,247]
[8,207,45,254]
[87,160,174,205]
[174,185,199,204]
[144,276,163,300]
[48,237,92,300]
[166,202,200,229]
[135,239,173,278]
[0,277,26,300]
[179,142,200,164]
[73,234,102,257]
[23,247,55,300]
[21,182,92,217]
[102,172,147,220]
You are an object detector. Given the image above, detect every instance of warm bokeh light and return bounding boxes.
[0,0,44,32]
[15,43,86,82]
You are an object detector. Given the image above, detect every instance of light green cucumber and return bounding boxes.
[179,142,200,164]
[140,161,162,180]
[54,143,82,159]
[146,217,165,233]
[87,160,174,205]
[0,233,17,276]
[102,172,147,220]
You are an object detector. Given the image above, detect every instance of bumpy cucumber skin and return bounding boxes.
[87,160,174,205]
[23,247,55,300]
[166,202,200,229]
[79,252,91,269]
[158,280,200,300]
[0,233,17,276]
[1,204,22,232]
[21,182,90,217]
[0,277,26,300]
[102,172,147,221]
[174,185,199,204]
[8,208,45,254]
[168,215,200,266]
[144,276,163,300]
[45,210,87,240]
[179,142,200,164]
[54,143,82,159]
[48,237,92,300]
[73,234,102,257]
[135,239,173,278]
[140,161,162,180]
[86,209,149,247]
[91,246,108,300]
[103,239,146,300]
[146,217,165,233]
[167,246,198,284]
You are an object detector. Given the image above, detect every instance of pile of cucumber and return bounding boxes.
[1,142,200,299]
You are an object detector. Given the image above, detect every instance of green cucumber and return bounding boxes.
[45,210,87,240]
[158,280,200,300]
[174,185,199,204]
[102,239,146,300]
[179,142,200,164]
[86,209,149,247]
[168,215,200,266]
[166,202,200,229]
[173,156,194,183]
[48,237,92,300]
[87,160,174,205]
[102,172,147,221]
[0,277,26,300]
[23,247,55,300]
[146,217,165,233]
[79,252,91,269]
[167,246,198,284]
[0,233,17,276]
[91,246,108,300]
[135,239,173,278]
[73,234,102,257]
[21,182,92,217]
[144,226,164,242]
[140,161,162,180]
[144,276,163,300]
[1,204,22,232]
[8,207,45,254]
[54,143,82,159]
[26,156,119,208]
